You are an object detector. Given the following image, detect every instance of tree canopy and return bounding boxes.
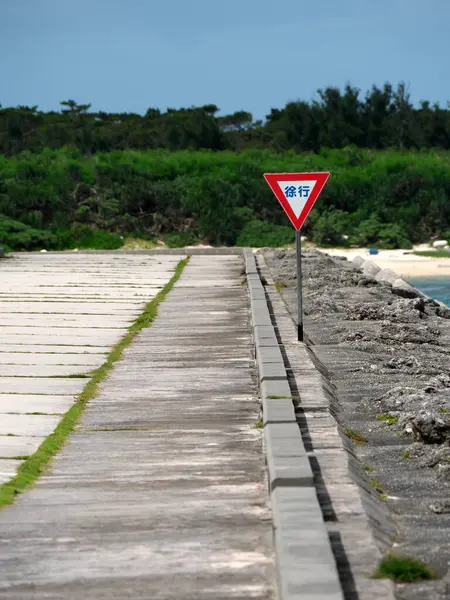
[0,83,449,156]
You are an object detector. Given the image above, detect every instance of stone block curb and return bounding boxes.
[264,423,314,489]
[258,345,284,363]
[262,397,297,425]
[261,379,292,400]
[251,308,273,328]
[258,361,288,382]
[254,325,279,348]
[272,488,344,599]
[246,249,344,600]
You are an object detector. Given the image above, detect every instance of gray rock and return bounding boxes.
[435,301,450,319]
[385,356,421,369]
[375,268,398,285]
[362,259,381,277]
[352,256,365,269]
[424,374,450,394]
[411,412,450,444]
[356,275,378,287]
[418,446,450,468]
[429,500,450,514]
[437,464,450,483]
[392,278,424,299]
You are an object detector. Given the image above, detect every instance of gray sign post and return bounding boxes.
[264,171,330,344]
[295,230,303,342]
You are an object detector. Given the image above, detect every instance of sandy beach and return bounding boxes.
[319,245,450,278]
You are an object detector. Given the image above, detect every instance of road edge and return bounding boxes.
[244,248,345,600]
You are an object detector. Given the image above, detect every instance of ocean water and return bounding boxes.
[408,277,450,306]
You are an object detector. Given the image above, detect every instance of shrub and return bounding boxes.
[0,215,57,251]
[373,553,433,583]
[236,220,295,247]
[54,227,124,250]
[165,231,198,248]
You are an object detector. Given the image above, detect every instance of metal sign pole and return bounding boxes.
[296,230,303,342]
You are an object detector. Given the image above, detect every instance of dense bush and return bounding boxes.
[53,227,124,250]
[0,146,449,250]
[0,216,57,251]
[0,217,123,252]
[236,220,295,247]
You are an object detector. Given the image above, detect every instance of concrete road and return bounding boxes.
[0,252,179,480]
[0,254,273,599]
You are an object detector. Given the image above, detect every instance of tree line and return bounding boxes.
[1,83,449,156]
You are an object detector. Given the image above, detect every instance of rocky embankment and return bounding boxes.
[262,248,450,600]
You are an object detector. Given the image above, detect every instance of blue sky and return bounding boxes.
[1,0,449,120]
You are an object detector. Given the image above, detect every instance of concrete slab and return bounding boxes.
[0,394,75,414]
[2,326,126,337]
[0,435,43,457]
[0,316,134,328]
[0,378,86,395]
[0,460,24,483]
[0,354,106,366]
[0,345,110,354]
[0,253,178,464]
[0,365,95,377]
[0,302,144,314]
[0,335,121,346]
[0,414,60,437]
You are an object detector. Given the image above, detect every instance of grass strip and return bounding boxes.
[414,251,450,258]
[0,257,189,510]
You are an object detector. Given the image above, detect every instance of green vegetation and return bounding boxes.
[440,408,450,414]
[254,417,264,429]
[0,456,30,460]
[0,258,189,509]
[2,83,450,251]
[2,83,449,156]
[377,413,400,426]
[415,251,450,258]
[266,395,293,400]
[362,465,375,472]
[369,479,385,493]
[344,427,368,445]
[373,553,434,583]
[275,281,288,293]
[401,450,411,460]
[236,220,295,247]
[1,147,450,250]
[0,217,123,252]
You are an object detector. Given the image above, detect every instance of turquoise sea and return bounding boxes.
[408,277,450,306]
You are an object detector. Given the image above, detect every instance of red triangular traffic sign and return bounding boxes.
[264,172,330,230]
